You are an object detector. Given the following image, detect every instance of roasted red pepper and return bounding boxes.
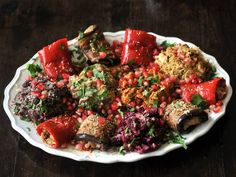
[181,77,225,105]
[38,38,74,79]
[121,29,156,65]
[36,115,78,148]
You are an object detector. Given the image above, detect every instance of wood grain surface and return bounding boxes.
[0,0,235,177]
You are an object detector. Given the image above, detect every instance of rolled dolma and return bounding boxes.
[78,25,119,66]
[164,100,208,133]
[74,115,115,150]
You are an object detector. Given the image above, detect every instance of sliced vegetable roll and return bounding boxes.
[164,100,208,133]
[36,115,78,148]
[78,25,119,66]
[74,115,115,150]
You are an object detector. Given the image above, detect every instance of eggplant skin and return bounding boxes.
[78,25,119,66]
[164,100,208,133]
[74,134,103,144]
[177,109,208,133]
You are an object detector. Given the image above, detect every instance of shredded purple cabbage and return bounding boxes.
[112,108,167,154]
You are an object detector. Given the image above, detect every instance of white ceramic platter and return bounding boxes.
[3,31,233,163]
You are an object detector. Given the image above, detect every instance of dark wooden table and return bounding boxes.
[1,0,236,176]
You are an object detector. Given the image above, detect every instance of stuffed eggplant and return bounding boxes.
[78,25,119,66]
[164,100,208,133]
[74,115,115,150]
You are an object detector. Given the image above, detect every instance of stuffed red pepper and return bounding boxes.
[36,115,78,148]
[181,77,227,105]
[121,29,156,65]
[38,38,74,79]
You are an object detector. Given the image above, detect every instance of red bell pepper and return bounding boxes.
[36,115,78,148]
[181,77,225,105]
[121,29,156,65]
[38,38,74,79]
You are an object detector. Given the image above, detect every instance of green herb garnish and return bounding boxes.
[60,44,65,50]
[119,146,126,155]
[148,125,155,137]
[153,100,159,108]
[160,41,175,49]
[118,109,124,118]
[168,132,187,149]
[191,94,207,109]
[138,76,143,86]
[27,64,42,78]
[78,31,84,40]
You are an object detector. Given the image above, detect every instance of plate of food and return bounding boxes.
[3,25,232,163]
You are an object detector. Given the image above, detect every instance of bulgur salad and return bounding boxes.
[12,25,228,154]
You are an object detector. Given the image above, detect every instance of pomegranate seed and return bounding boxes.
[67,105,73,111]
[159,119,164,126]
[128,101,136,108]
[76,108,84,113]
[31,91,41,98]
[36,83,44,91]
[111,102,119,111]
[176,88,182,94]
[143,80,149,87]
[158,107,164,116]
[99,52,107,58]
[151,84,159,91]
[86,70,93,78]
[82,114,87,121]
[216,101,223,106]
[213,106,221,113]
[134,71,141,78]
[98,117,106,125]
[62,73,70,80]
[39,94,47,99]
[96,79,103,88]
[143,71,149,78]
[114,96,121,103]
[62,97,67,103]
[107,109,113,114]
[87,110,94,115]
[160,101,167,108]
[56,80,65,88]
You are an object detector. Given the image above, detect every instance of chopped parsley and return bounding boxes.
[60,44,65,50]
[160,40,175,49]
[191,94,207,109]
[148,125,155,137]
[168,132,187,149]
[153,100,159,108]
[119,146,126,155]
[118,109,124,118]
[78,31,84,40]
[138,76,144,86]
[27,64,42,78]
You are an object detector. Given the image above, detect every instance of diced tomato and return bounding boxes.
[31,91,41,98]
